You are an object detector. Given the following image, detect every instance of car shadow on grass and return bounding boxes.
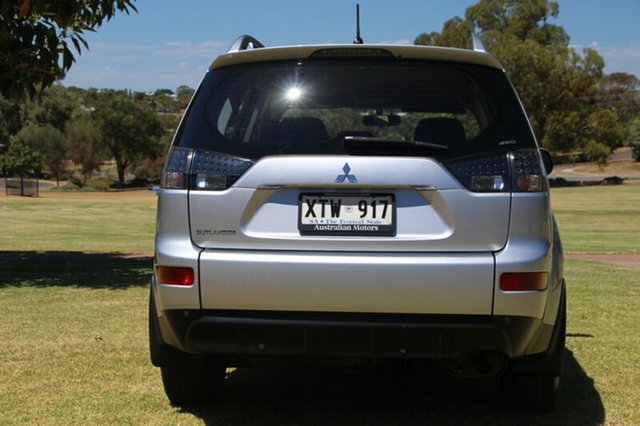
[0,251,152,289]
[183,349,603,425]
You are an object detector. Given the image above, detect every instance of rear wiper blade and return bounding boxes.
[343,136,448,151]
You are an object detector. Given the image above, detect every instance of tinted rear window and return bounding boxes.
[175,59,536,159]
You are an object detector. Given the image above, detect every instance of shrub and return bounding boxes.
[57,181,80,191]
[582,141,611,169]
[85,178,111,191]
[68,175,84,188]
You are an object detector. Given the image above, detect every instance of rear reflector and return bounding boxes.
[500,272,548,291]
[156,266,195,286]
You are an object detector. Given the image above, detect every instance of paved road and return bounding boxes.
[550,147,638,182]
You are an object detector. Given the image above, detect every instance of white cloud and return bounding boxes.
[62,39,228,90]
[162,40,228,58]
[83,40,228,60]
[570,41,640,76]
[597,41,640,75]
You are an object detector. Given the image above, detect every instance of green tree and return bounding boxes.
[414,0,623,159]
[0,95,24,143]
[598,73,640,123]
[0,138,42,195]
[150,91,177,113]
[28,85,76,133]
[176,85,195,109]
[583,140,610,169]
[629,117,640,162]
[0,0,137,100]
[66,115,106,184]
[13,123,68,185]
[96,92,165,186]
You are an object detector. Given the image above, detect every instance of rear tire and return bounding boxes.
[160,350,226,406]
[501,282,566,412]
[500,373,559,412]
[148,286,169,367]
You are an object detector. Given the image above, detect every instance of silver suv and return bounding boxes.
[149,35,566,411]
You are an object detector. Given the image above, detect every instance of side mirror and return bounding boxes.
[540,148,553,175]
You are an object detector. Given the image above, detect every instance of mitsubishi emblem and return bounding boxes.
[335,163,358,183]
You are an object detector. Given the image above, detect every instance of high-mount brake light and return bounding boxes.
[310,48,395,59]
[444,149,547,193]
[161,147,254,191]
[156,266,195,286]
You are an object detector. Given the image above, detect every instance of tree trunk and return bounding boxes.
[116,160,127,187]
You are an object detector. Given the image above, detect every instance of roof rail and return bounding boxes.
[471,33,486,53]
[227,35,265,53]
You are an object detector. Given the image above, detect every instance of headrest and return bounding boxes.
[414,117,466,145]
[277,117,329,144]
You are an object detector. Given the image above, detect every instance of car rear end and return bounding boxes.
[150,44,565,409]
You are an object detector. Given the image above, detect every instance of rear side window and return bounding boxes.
[175,60,535,159]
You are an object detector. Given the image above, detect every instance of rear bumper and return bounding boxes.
[197,250,496,315]
[157,309,554,362]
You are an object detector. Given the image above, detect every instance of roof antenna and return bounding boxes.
[353,4,363,44]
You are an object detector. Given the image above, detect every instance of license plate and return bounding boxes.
[298,193,396,236]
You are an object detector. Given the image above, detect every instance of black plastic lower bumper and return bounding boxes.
[158,309,554,362]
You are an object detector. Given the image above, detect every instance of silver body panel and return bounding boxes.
[154,190,201,311]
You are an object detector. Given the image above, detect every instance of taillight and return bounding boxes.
[511,150,546,192]
[444,153,509,192]
[444,149,547,193]
[162,147,192,189]
[156,266,195,286]
[190,149,254,190]
[500,272,548,291]
[161,147,254,191]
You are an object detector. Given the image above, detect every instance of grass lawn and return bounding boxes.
[0,184,638,424]
[552,183,640,254]
[0,190,157,253]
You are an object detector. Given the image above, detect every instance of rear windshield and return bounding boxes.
[175,59,536,159]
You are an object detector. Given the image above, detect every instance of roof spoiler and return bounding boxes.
[227,35,265,53]
[225,33,486,54]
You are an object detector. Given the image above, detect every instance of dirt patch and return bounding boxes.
[566,253,640,268]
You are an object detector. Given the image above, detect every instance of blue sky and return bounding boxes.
[62,0,640,92]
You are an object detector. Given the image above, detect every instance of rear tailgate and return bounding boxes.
[191,156,508,315]
[189,156,510,252]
